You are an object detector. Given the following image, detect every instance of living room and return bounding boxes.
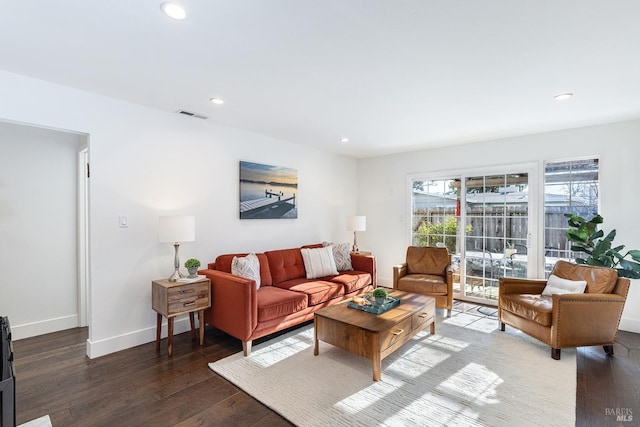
[1,2,639,426]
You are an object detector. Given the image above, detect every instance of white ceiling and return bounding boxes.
[2,1,640,158]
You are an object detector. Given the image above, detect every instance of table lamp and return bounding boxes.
[346,215,366,253]
[158,215,195,281]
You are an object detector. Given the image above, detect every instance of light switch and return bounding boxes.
[119,215,128,228]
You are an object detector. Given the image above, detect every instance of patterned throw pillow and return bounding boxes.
[301,246,339,279]
[231,253,261,289]
[331,242,353,271]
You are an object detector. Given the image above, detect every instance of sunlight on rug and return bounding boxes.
[209,313,576,427]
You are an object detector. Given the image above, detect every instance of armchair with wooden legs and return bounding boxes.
[498,260,630,360]
[393,246,453,317]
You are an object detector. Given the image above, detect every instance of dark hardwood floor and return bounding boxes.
[13,326,294,427]
[12,320,640,426]
[576,330,640,426]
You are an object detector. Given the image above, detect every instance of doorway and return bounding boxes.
[0,120,89,338]
[409,164,538,305]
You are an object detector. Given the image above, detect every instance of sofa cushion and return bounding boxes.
[541,274,586,295]
[406,246,449,276]
[256,286,308,322]
[231,253,261,289]
[323,242,353,271]
[330,271,372,294]
[551,260,617,294]
[396,274,448,294]
[301,246,339,279]
[275,278,344,306]
[214,253,272,287]
[500,294,553,327]
[266,248,307,285]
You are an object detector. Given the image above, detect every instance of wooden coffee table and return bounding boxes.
[314,289,436,381]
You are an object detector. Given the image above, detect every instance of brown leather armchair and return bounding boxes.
[499,260,630,360]
[393,246,453,317]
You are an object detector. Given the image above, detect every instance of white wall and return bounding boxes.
[357,120,640,332]
[0,122,84,338]
[0,70,358,357]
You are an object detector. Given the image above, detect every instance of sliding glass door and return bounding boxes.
[462,173,530,301]
[411,166,537,304]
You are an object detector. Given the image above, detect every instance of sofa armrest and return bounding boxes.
[498,277,547,295]
[198,269,258,342]
[392,263,408,289]
[351,253,377,288]
[552,292,627,347]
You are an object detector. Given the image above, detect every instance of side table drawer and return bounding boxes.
[167,281,209,316]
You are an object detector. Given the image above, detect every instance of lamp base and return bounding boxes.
[168,242,185,281]
[168,269,182,282]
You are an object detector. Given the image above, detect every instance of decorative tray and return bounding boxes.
[347,294,400,315]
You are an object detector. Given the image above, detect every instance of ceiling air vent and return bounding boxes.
[177,110,209,120]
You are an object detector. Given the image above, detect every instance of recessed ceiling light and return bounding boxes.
[554,92,574,101]
[161,2,186,20]
[209,97,224,105]
[340,137,349,143]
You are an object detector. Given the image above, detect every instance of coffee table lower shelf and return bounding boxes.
[313,290,436,381]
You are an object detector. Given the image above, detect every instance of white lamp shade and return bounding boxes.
[158,215,195,243]
[346,215,366,232]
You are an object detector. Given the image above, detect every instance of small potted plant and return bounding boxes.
[505,242,517,259]
[184,258,201,278]
[372,288,388,306]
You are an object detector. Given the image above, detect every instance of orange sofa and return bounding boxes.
[199,244,376,356]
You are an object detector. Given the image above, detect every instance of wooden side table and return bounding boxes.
[152,277,211,356]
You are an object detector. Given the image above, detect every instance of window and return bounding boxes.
[543,158,599,275]
[410,165,536,304]
[411,178,460,253]
[463,173,530,300]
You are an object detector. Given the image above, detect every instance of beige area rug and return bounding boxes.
[17,415,52,427]
[209,311,576,427]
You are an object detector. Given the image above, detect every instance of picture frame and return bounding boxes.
[239,161,298,219]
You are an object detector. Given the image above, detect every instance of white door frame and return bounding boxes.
[77,144,90,327]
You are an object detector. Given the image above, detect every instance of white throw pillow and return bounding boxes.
[301,246,339,279]
[541,274,587,296]
[231,253,261,289]
[331,242,353,271]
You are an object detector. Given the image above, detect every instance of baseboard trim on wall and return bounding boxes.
[12,314,78,340]
[86,315,195,359]
[377,276,392,287]
[619,317,640,334]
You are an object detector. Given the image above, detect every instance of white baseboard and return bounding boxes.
[618,317,640,334]
[12,315,78,340]
[377,276,393,288]
[86,315,196,359]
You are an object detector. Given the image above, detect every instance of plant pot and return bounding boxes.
[187,267,198,278]
[505,248,517,259]
[375,297,386,306]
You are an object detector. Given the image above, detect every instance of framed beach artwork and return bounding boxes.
[239,161,298,219]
